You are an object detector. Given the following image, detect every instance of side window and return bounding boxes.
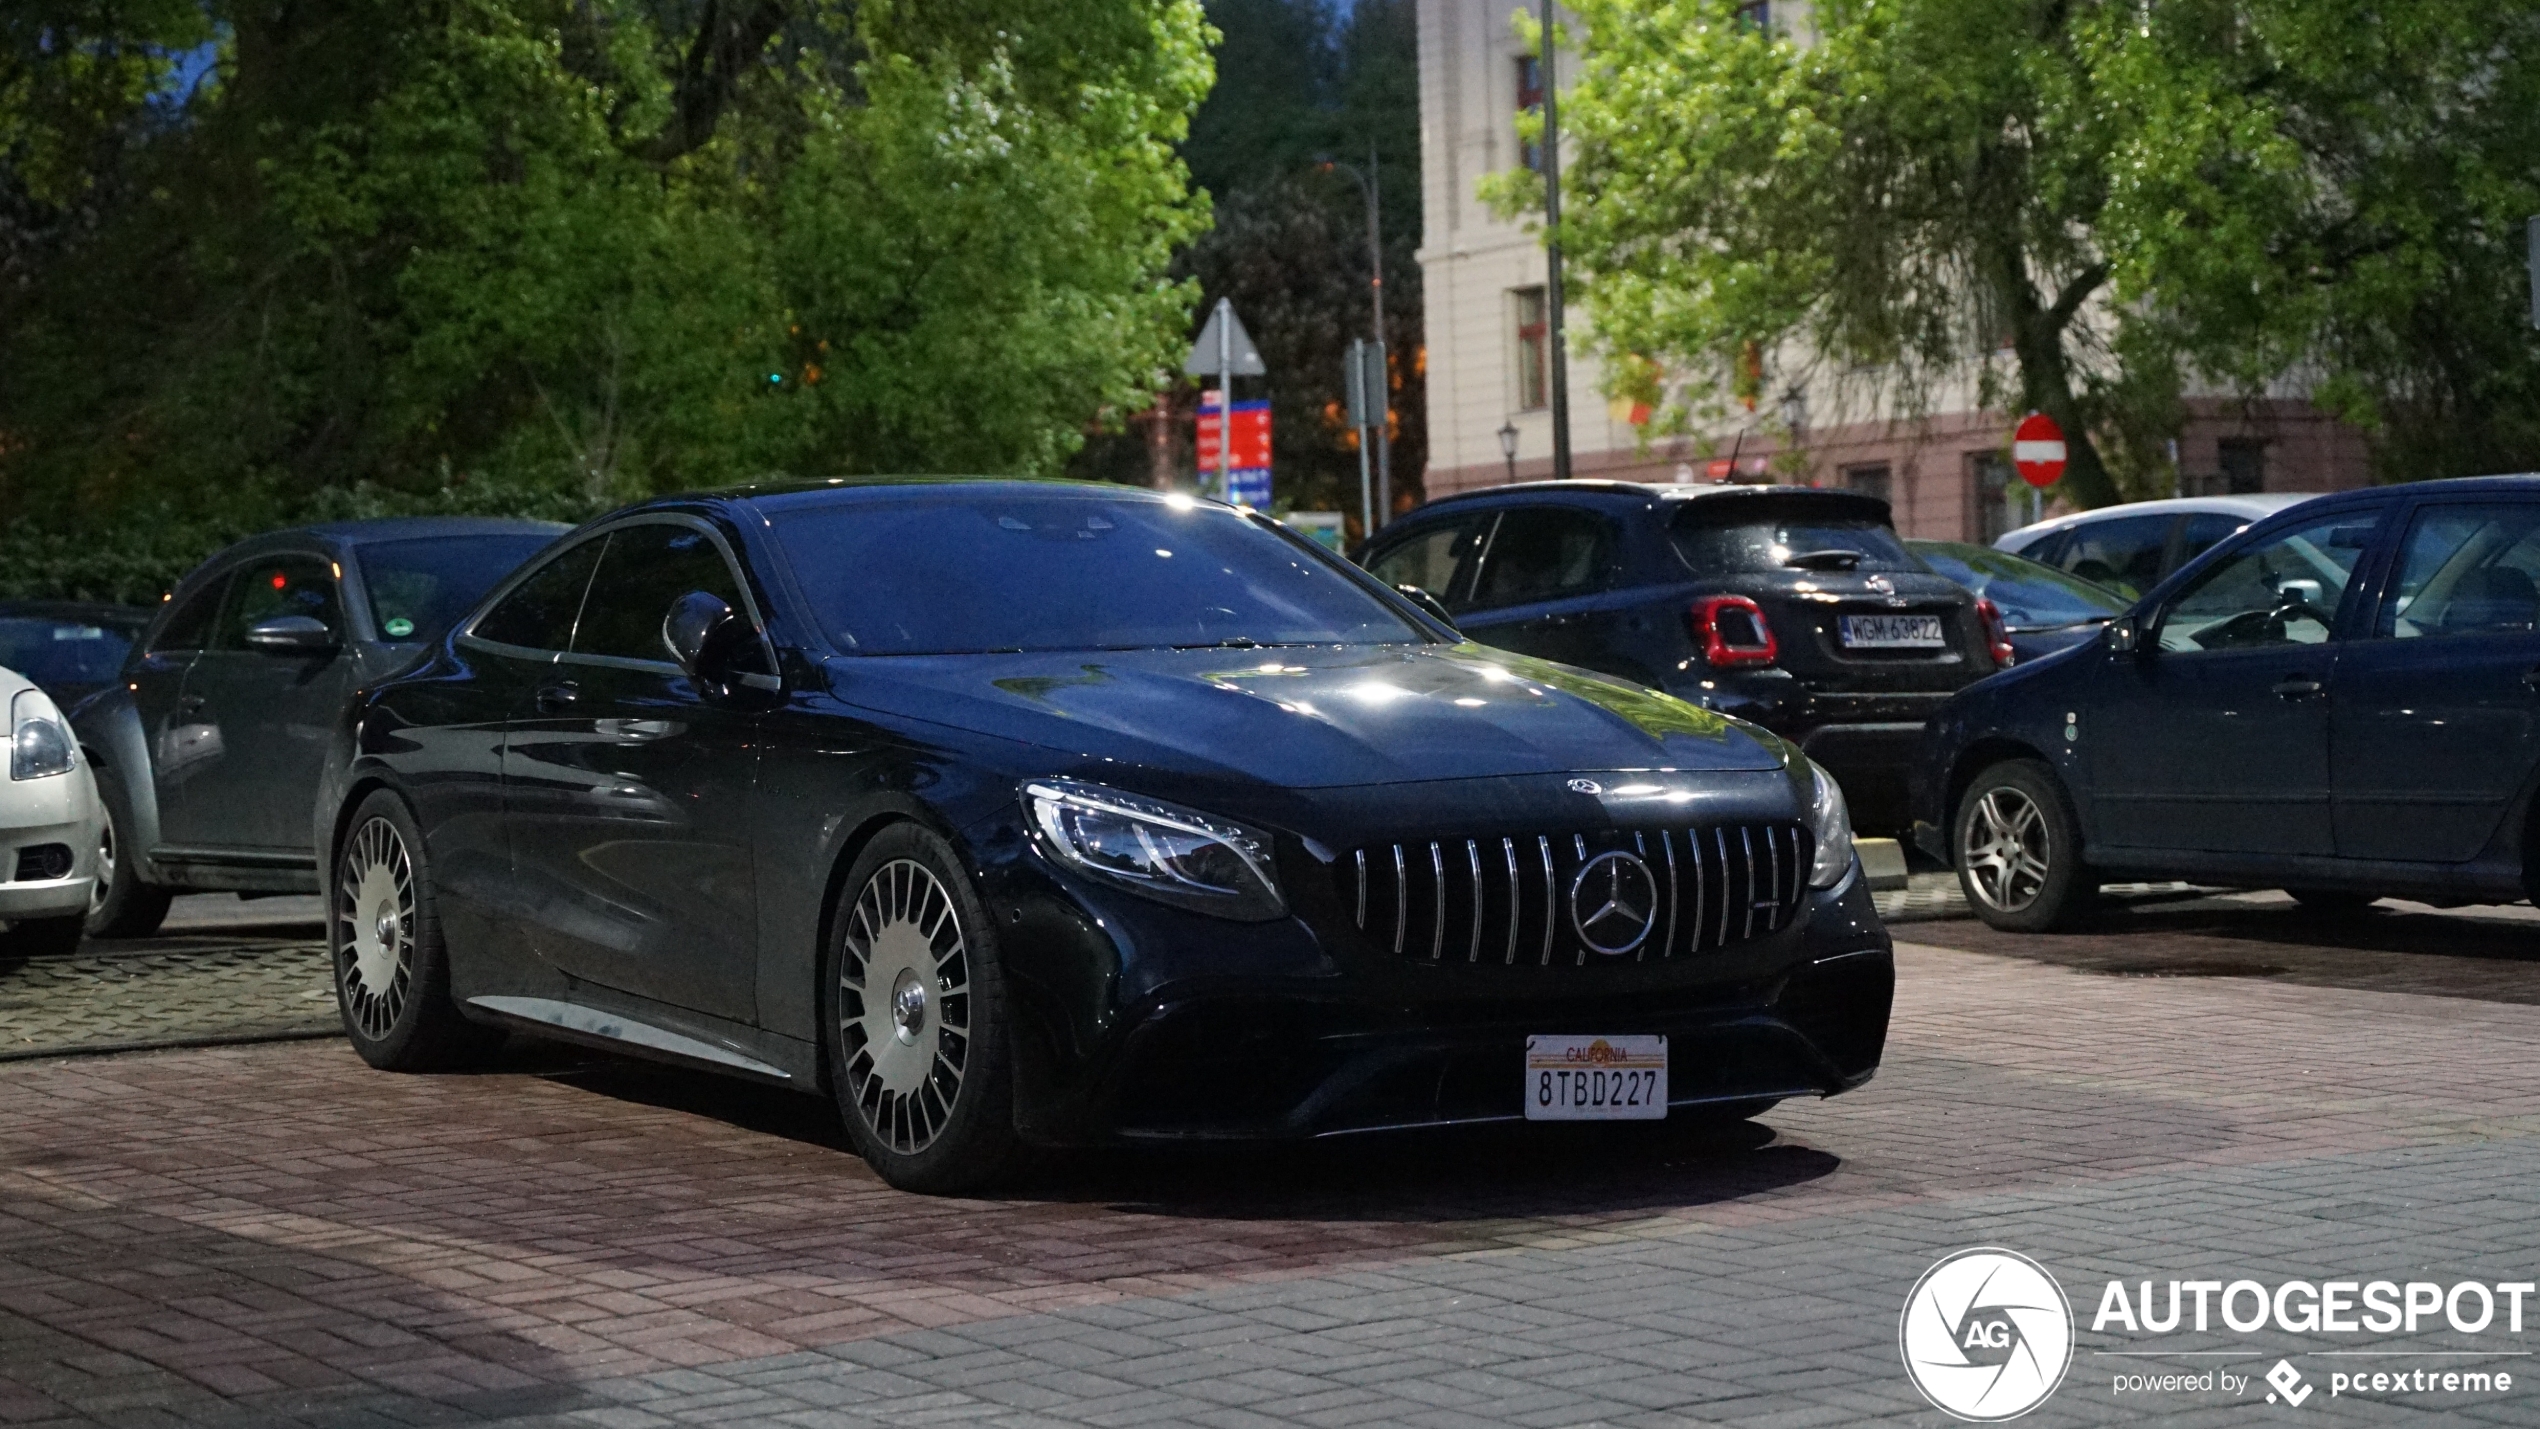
[571,523,749,665]
[149,575,229,655]
[2380,502,2540,639]
[473,538,604,653]
[214,556,340,649]
[2053,515,2174,601]
[2156,515,2376,654]
[2174,513,2250,574]
[1365,518,1487,608]
[1467,507,1613,611]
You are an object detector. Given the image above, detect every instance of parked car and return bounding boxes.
[0,663,103,957]
[0,601,153,710]
[323,480,1893,1192]
[1906,540,2130,663]
[1995,494,2314,601]
[71,516,566,938]
[1917,474,2540,930]
[1356,482,2009,831]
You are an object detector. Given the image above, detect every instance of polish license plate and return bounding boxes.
[1839,613,1947,648]
[1524,1035,1668,1120]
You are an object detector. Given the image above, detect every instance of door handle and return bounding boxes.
[534,681,581,714]
[2272,676,2323,699]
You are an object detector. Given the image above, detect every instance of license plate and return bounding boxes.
[1525,1035,1667,1120]
[1839,613,1947,648]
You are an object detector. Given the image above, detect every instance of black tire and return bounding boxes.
[84,773,172,939]
[2288,889,2379,914]
[823,823,1018,1194]
[1954,758,2099,932]
[0,914,84,958]
[330,790,500,1071]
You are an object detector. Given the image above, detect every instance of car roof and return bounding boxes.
[0,599,151,628]
[1996,492,2315,550]
[298,515,572,545]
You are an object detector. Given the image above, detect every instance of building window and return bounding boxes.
[2218,438,2266,494]
[1513,286,1548,411]
[1515,56,1543,172]
[1734,0,1771,29]
[1842,463,1893,508]
[1971,452,2016,544]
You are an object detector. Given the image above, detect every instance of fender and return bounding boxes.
[67,686,167,884]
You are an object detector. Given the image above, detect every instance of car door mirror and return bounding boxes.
[243,614,338,656]
[1393,584,1458,631]
[2103,615,2139,654]
[662,591,779,693]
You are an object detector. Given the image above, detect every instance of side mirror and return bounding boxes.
[243,613,338,656]
[2102,616,2138,654]
[1394,584,1458,631]
[662,591,778,693]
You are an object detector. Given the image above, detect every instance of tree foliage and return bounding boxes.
[1528,0,2540,506]
[0,0,1211,598]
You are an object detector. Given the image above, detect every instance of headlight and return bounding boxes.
[10,689,74,780]
[1022,778,1286,921]
[1807,761,1855,889]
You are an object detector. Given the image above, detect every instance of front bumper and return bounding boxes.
[984,841,1895,1146]
[0,766,101,921]
[1667,676,1954,831]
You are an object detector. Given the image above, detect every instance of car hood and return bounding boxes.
[831,643,1795,788]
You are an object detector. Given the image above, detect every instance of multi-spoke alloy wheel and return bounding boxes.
[90,807,115,919]
[336,815,416,1041]
[838,858,973,1155]
[1960,786,2049,914]
[1952,759,2094,933]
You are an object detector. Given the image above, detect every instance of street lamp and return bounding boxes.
[1498,420,1520,483]
[1318,149,1392,525]
[1779,386,1808,482]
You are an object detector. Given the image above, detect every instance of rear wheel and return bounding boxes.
[1955,759,2097,932]
[332,791,499,1071]
[84,777,171,939]
[824,823,1017,1194]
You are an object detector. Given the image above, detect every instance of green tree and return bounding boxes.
[0,0,1211,598]
[1520,0,2540,507]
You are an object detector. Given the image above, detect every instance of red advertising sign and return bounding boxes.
[2012,411,2067,488]
[1197,399,1272,470]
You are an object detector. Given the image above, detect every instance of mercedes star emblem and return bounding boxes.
[1569,850,1660,956]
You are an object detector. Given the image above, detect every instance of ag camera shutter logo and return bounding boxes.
[1901,1248,2074,1420]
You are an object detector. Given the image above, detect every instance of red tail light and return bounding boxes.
[1689,595,1778,668]
[1976,597,2016,666]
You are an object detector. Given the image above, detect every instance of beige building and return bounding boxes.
[1412,0,2370,540]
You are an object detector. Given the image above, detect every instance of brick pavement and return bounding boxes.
[8,930,2540,1426]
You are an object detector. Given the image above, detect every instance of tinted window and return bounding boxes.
[1670,510,1920,575]
[150,577,227,654]
[360,534,559,643]
[573,524,748,664]
[1469,508,1613,609]
[474,539,604,653]
[771,492,1422,655]
[1907,543,2128,629]
[214,556,340,649]
[2047,514,2172,600]
[2157,515,2371,653]
[2382,503,2540,638]
[0,618,136,690]
[1365,518,1486,607]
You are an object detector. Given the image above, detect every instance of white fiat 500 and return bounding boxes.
[0,664,102,955]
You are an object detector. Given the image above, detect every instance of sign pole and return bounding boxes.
[1215,298,1232,500]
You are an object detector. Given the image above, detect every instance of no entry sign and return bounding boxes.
[2012,412,2067,488]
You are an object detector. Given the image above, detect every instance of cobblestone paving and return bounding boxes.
[0,899,332,1061]
[9,928,2540,1427]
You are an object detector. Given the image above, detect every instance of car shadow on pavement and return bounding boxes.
[1915,891,2540,1004]
[528,1043,1842,1223]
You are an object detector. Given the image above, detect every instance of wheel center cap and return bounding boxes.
[373,906,398,952]
[891,969,928,1043]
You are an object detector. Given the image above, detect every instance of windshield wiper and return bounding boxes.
[1784,549,1866,571]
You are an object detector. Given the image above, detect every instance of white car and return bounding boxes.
[0,665,102,955]
[1995,494,2317,602]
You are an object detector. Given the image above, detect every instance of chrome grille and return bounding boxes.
[1341,823,1811,966]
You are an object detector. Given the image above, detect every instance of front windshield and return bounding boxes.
[361,534,561,642]
[772,490,1425,655]
[1909,542,2129,629]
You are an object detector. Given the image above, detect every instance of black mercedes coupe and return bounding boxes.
[325,480,1893,1191]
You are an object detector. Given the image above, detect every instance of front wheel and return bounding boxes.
[84,778,172,939]
[332,791,499,1071]
[824,823,1017,1194]
[1954,759,2097,932]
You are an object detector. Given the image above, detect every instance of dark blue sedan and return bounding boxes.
[1913,475,2540,929]
[321,479,1895,1192]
